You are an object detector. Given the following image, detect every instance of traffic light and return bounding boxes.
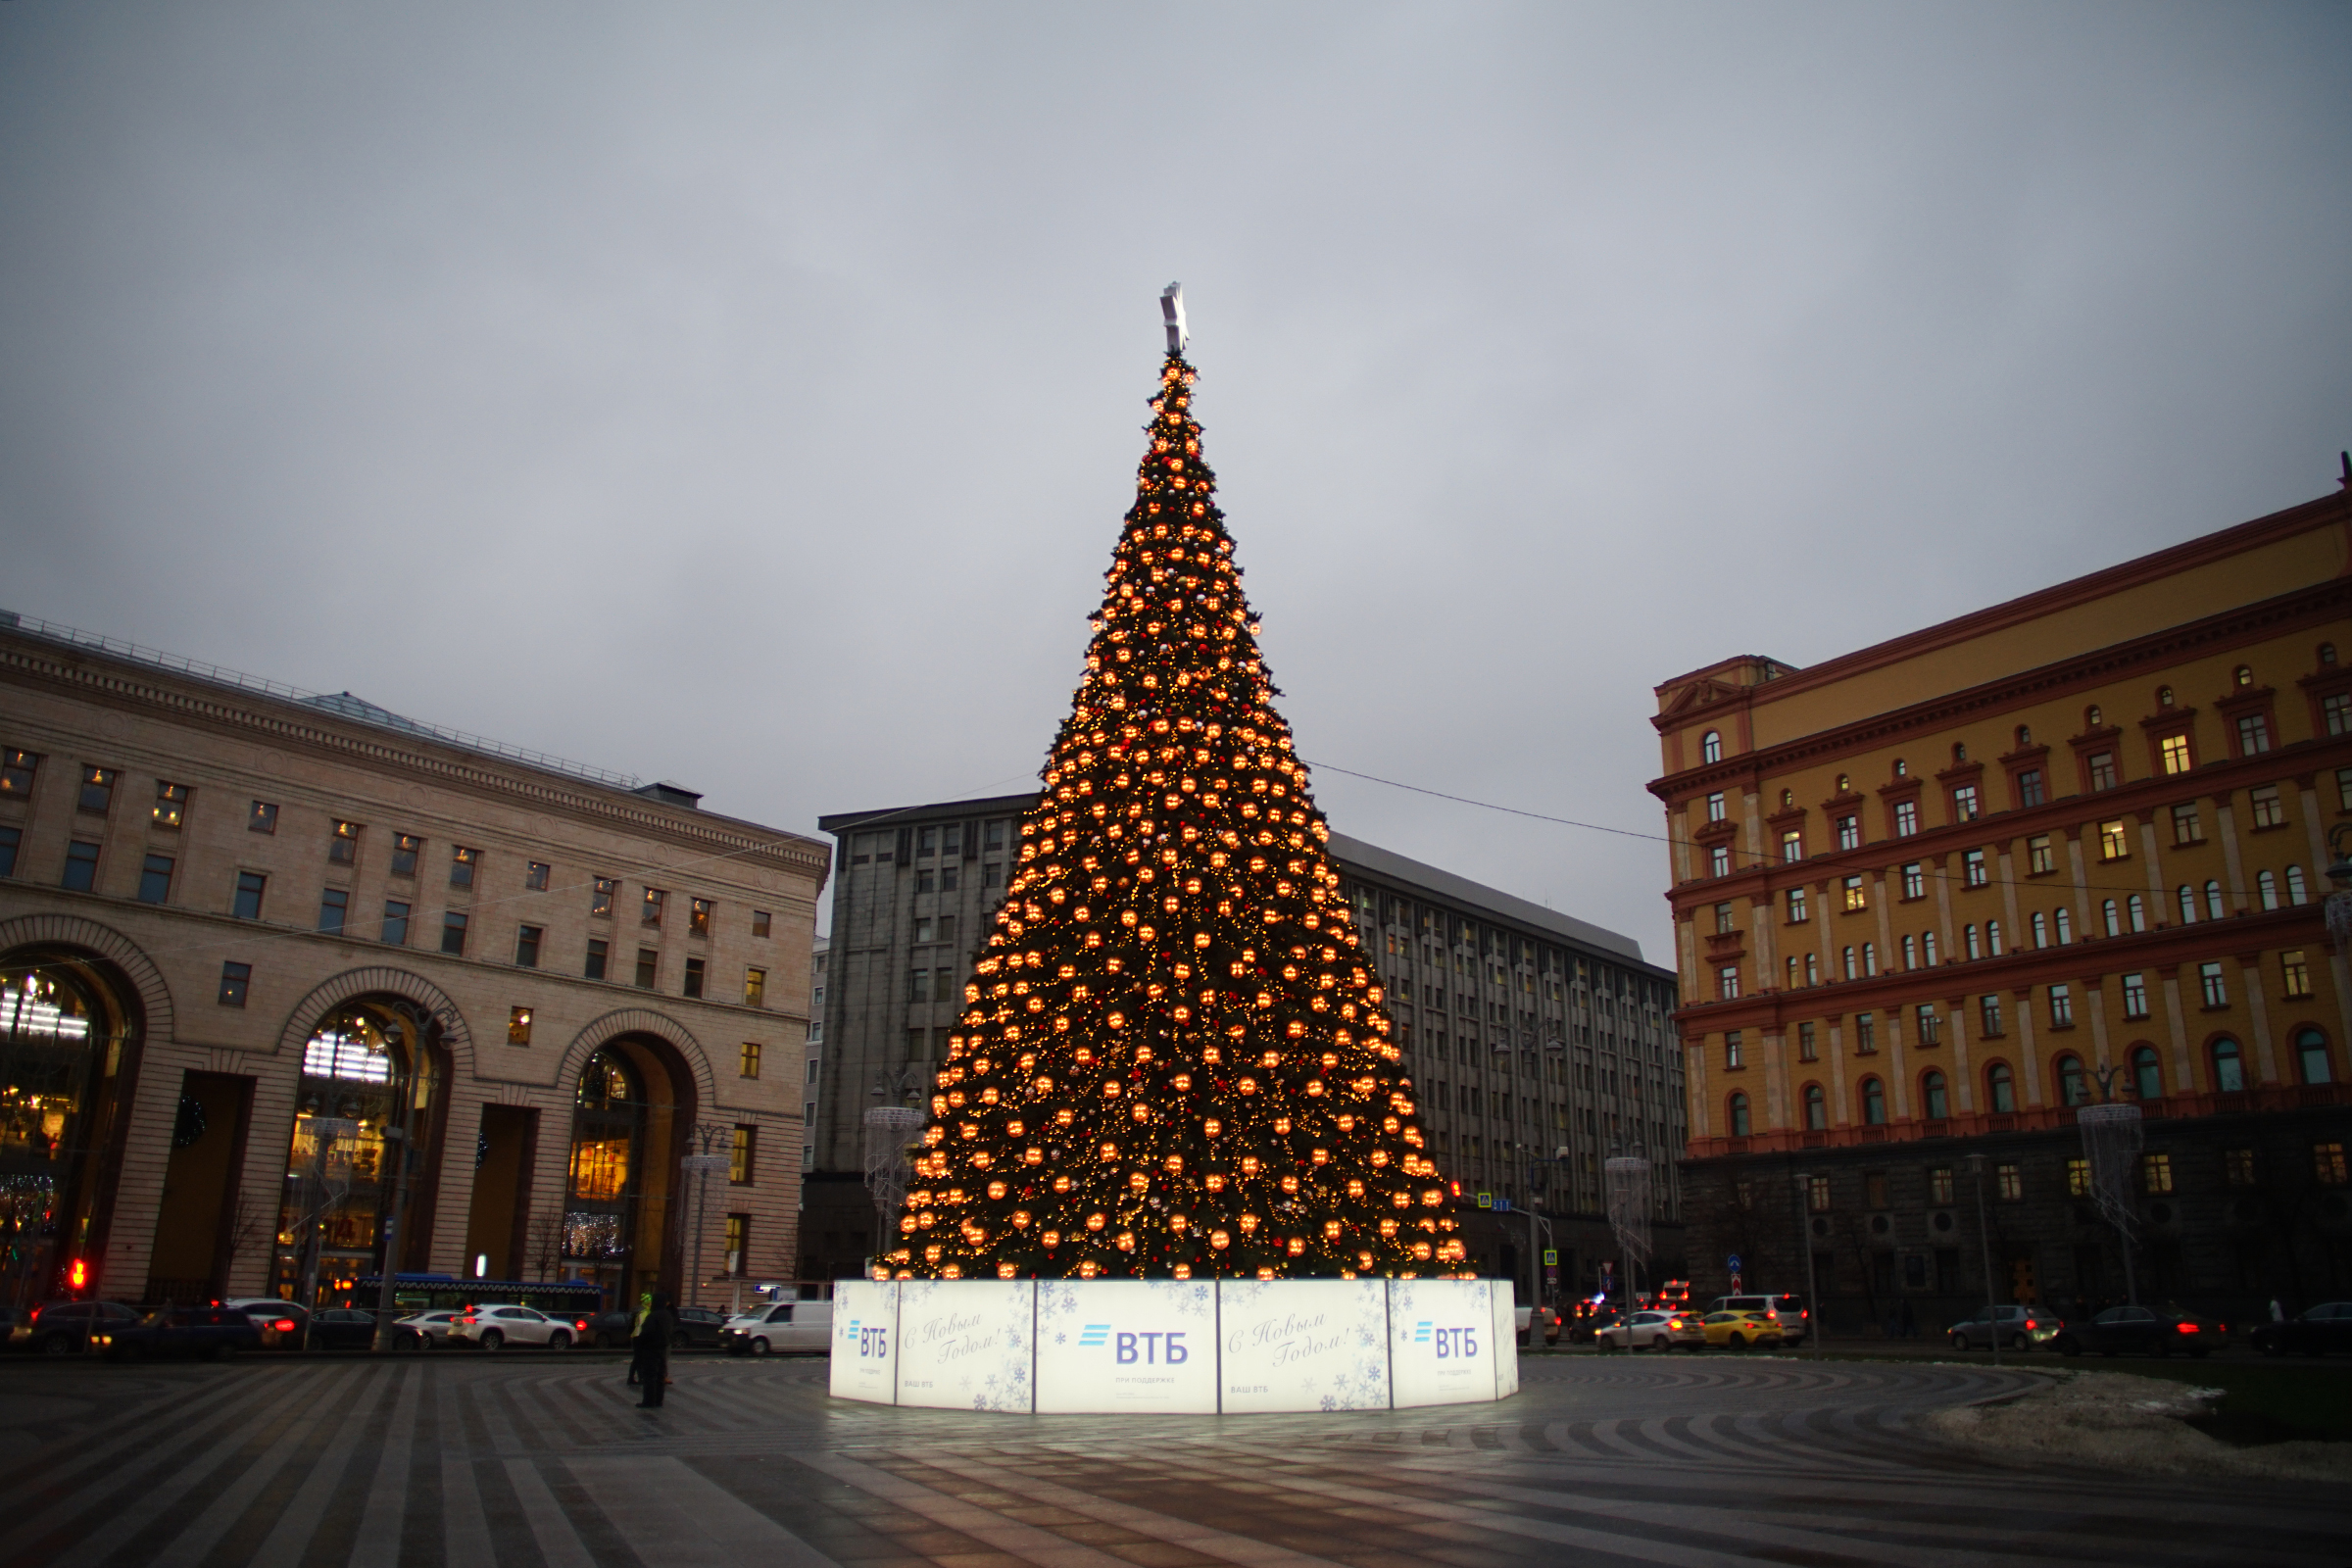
[68,1258,86,1293]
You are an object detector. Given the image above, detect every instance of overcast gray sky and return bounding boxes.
[3,3,2347,962]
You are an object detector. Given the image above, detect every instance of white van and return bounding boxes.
[721,1298,832,1355]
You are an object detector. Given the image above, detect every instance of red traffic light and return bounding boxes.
[68,1259,86,1291]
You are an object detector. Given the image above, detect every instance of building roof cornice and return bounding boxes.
[1657,487,2350,727]
[1648,574,2352,800]
[0,630,831,881]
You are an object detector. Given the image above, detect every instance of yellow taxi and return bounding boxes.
[1701,1308,1785,1349]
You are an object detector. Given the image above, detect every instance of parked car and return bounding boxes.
[1566,1306,1626,1345]
[16,1300,140,1356]
[671,1305,730,1349]
[390,1309,465,1350]
[1946,1304,2060,1351]
[221,1298,310,1349]
[1701,1309,1785,1349]
[1513,1304,1561,1346]
[446,1303,575,1350]
[1594,1309,1705,1352]
[2251,1302,2352,1357]
[1707,1294,1808,1346]
[2050,1304,2226,1358]
[304,1308,384,1350]
[100,1305,264,1361]
[722,1299,832,1355]
[580,1309,639,1349]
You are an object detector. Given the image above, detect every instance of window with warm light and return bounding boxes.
[508,1006,533,1046]
[2282,950,2313,1000]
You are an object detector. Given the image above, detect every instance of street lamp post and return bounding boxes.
[1792,1172,1823,1361]
[1964,1152,2001,1369]
[680,1124,733,1310]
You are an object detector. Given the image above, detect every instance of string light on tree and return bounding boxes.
[883,289,1464,1283]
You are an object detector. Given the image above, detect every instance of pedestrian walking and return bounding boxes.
[632,1292,674,1409]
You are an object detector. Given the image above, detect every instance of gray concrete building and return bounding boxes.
[798,792,1683,1303]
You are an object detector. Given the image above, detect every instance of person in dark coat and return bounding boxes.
[632,1292,674,1408]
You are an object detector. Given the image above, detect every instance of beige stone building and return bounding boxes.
[0,612,827,1312]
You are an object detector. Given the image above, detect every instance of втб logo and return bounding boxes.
[1078,1323,1191,1363]
[1405,1321,1480,1358]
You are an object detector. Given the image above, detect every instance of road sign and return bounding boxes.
[1727,1252,1742,1274]
[1543,1250,1557,1266]
[1476,1191,1493,1209]
[1494,1197,1512,1213]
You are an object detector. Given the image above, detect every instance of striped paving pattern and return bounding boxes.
[0,1353,2340,1566]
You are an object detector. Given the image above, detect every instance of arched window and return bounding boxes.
[1803,1083,1827,1131]
[2205,880,2225,920]
[2297,1028,2333,1086]
[2016,724,2033,747]
[2256,870,2278,911]
[1986,1061,2015,1113]
[1862,1077,1887,1125]
[2056,1054,2088,1107]
[1922,1070,1949,1120]
[2131,1046,2163,1102]
[1863,942,1878,976]
[1965,924,1983,960]
[1987,919,2003,956]
[1952,741,1968,764]
[2055,907,2074,945]
[2126,896,2145,933]
[2322,643,2338,667]
[1842,946,1857,981]
[2085,705,2103,727]
[2287,865,2310,904]
[2178,885,2197,925]
[1701,730,1722,763]
[2101,900,2121,938]
[1902,934,1918,969]
[1924,930,1940,965]
[2031,911,2048,949]
[1728,1092,1751,1138]
[2211,1037,2245,1094]
[1892,758,1907,776]
[2233,664,2253,688]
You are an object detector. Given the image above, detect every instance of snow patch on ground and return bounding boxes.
[1925,1370,2352,1482]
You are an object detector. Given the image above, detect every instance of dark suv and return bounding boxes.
[672,1305,729,1348]
[18,1300,140,1356]
[101,1305,263,1361]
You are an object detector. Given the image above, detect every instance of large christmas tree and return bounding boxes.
[884,339,1464,1284]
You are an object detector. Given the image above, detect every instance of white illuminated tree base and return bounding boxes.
[830,1276,1518,1413]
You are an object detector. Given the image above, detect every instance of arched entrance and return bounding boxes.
[563,1035,696,1306]
[270,999,450,1307]
[0,955,138,1308]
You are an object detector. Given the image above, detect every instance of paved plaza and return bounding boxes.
[0,1352,2341,1567]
